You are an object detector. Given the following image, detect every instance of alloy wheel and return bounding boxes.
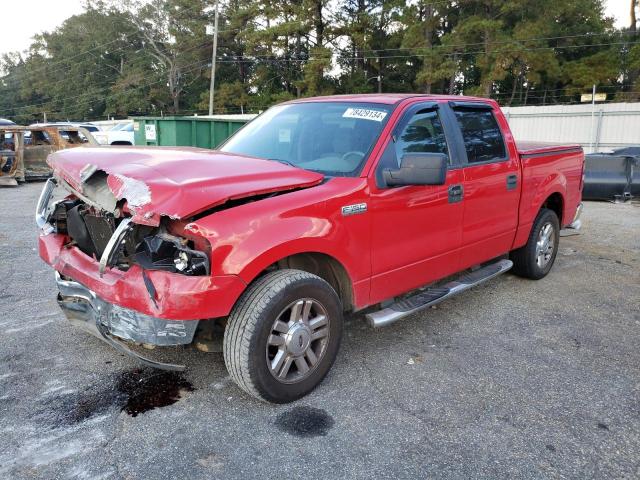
[266,298,330,384]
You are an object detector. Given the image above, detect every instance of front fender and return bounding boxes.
[185,178,372,307]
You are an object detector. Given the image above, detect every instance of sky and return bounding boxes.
[0,0,634,58]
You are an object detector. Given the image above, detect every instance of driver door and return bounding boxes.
[368,103,465,304]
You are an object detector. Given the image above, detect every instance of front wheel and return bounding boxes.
[510,208,560,279]
[223,269,343,403]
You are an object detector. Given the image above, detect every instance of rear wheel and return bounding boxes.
[510,208,560,279]
[223,269,343,403]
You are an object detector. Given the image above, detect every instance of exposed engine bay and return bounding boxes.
[39,178,210,277]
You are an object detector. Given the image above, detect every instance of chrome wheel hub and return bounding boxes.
[284,324,312,357]
[266,298,330,384]
[535,223,555,269]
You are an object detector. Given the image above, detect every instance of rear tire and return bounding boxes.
[510,208,560,280]
[223,269,343,403]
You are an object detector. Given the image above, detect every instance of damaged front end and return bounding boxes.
[37,148,323,369]
[56,272,195,371]
[36,176,211,371]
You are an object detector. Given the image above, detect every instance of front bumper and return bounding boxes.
[39,233,247,320]
[36,178,247,320]
[56,272,198,371]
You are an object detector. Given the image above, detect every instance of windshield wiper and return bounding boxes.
[267,158,330,178]
[268,158,297,168]
[269,158,313,171]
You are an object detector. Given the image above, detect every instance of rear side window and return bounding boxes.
[453,109,506,163]
[394,109,449,165]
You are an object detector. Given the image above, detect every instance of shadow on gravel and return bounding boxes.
[37,368,195,426]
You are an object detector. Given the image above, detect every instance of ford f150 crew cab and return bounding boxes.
[36,94,584,403]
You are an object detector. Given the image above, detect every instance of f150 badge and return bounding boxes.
[341,203,368,216]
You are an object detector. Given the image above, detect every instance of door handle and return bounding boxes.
[448,184,464,203]
[506,174,518,190]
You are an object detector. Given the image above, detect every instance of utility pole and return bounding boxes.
[589,84,596,153]
[208,0,219,116]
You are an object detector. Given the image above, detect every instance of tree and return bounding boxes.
[0,3,142,122]
[0,0,635,122]
[112,0,211,113]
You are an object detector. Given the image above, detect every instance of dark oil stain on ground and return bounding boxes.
[40,368,195,426]
[275,406,334,438]
[117,368,195,417]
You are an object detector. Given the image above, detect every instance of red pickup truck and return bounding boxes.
[36,94,584,403]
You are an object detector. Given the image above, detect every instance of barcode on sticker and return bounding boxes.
[342,108,387,122]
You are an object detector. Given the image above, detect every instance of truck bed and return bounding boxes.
[516,141,582,157]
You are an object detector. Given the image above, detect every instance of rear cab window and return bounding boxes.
[453,107,506,164]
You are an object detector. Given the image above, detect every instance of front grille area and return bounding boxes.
[58,200,155,269]
[66,204,116,258]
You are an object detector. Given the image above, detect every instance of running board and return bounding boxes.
[366,259,513,328]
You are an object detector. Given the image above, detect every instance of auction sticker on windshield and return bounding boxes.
[343,108,387,122]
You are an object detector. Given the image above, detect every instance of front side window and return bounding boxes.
[453,109,506,163]
[30,130,52,146]
[394,109,449,165]
[220,102,392,176]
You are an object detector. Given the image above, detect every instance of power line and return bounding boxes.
[337,30,640,56]
[0,37,221,96]
[204,40,639,63]
[4,0,250,81]
[5,37,637,114]
[3,0,637,117]
[2,11,633,89]
[3,58,212,114]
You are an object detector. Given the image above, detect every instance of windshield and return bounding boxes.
[220,102,392,176]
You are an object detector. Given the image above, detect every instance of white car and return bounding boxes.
[93,123,134,146]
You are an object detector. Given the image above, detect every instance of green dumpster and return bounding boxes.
[132,115,255,148]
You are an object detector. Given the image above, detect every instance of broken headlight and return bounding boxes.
[133,234,209,276]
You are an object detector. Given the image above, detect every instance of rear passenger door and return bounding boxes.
[448,102,521,268]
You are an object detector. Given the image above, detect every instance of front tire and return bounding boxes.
[223,269,343,403]
[510,208,560,279]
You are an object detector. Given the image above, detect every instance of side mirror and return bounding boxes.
[383,153,448,187]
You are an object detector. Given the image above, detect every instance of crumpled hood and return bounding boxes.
[48,146,324,226]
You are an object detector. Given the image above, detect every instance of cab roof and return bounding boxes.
[285,93,494,106]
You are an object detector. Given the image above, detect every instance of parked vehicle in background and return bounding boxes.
[36,94,584,402]
[93,122,134,145]
[30,122,99,133]
[0,118,16,126]
[1,126,97,186]
[583,148,639,201]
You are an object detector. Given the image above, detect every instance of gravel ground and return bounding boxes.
[1,182,639,480]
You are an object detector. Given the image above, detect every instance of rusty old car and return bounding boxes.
[0,125,97,187]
